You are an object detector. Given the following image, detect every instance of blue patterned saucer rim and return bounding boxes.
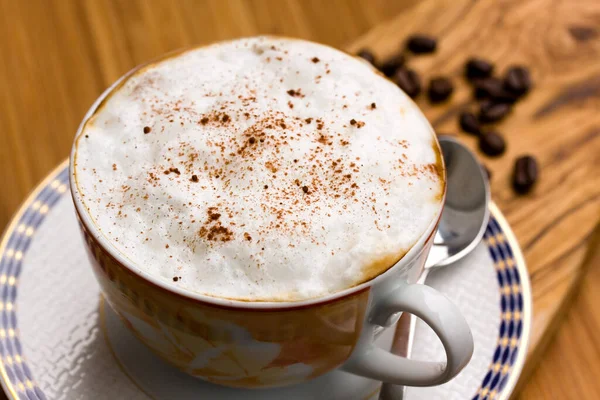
[0,160,532,400]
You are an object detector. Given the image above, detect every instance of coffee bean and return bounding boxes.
[479,98,493,109]
[406,34,437,54]
[512,155,538,194]
[427,77,454,103]
[465,58,494,81]
[394,68,421,98]
[479,101,512,123]
[479,131,506,156]
[379,53,406,77]
[474,78,519,103]
[493,90,519,104]
[504,66,532,96]
[356,49,376,65]
[474,77,502,99]
[459,111,481,135]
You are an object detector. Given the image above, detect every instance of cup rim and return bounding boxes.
[69,39,447,310]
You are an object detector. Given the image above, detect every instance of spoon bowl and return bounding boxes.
[426,136,491,269]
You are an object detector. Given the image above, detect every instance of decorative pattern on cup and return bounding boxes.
[77,214,371,388]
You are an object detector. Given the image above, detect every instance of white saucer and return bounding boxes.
[0,161,531,400]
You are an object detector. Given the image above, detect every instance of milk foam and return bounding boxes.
[73,37,444,301]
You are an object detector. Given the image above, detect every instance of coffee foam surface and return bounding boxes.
[73,37,443,301]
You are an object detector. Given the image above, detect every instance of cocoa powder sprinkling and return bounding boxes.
[78,39,443,286]
[286,89,304,98]
[208,207,221,220]
[350,119,365,128]
[164,167,180,175]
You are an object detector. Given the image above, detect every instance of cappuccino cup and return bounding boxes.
[70,36,473,389]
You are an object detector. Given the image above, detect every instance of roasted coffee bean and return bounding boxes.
[474,78,503,99]
[479,98,493,110]
[492,89,519,104]
[474,78,519,103]
[356,49,376,65]
[379,53,406,77]
[465,58,494,81]
[459,111,481,135]
[479,101,512,123]
[512,155,538,194]
[427,77,454,103]
[394,68,421,98]
[504,66,532,96]
[406,35,437,54]
[479,131,506,156]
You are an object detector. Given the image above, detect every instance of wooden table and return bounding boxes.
[0,1,598,399]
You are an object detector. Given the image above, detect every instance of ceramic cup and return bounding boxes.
[69,59,474,390]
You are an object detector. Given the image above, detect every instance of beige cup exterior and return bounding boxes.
[74,207,437,388]
[70,43,473,389]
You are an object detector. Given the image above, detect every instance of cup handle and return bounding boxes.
[342,283,474,386]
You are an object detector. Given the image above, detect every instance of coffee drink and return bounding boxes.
[72,37,444,301]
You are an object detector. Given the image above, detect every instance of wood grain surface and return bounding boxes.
[0,1,599,399]
[348,3,600,399]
